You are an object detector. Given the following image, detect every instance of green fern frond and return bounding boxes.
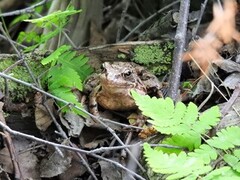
[41,45,71,66]
[17,31,41,44]
[159,134,201,153]
[134,91,240,178]
[206,126,240,150]
[202,166,240,180]
[42,45,93,116]
[224,151,240,173]
[188,144,218,164]
[50,88,85,116]
[24,5,81,28]
[47,65,82,90]
[57,51,92,80]
[131,90,220,137]
[193,106,221,134]
[22,27,63,52]
[144,143,212,179]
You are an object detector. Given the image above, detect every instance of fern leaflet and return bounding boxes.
[41,45,71,66]
[42,45,93,116]
[206,126,240,150]
[131,90,220,137]
[144,143,212,179]
[133,91,240,178]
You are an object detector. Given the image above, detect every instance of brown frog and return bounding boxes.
[84,62,162,116]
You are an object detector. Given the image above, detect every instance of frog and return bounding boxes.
[84,62,163,116]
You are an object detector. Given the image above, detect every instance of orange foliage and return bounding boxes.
[183,0,240,73]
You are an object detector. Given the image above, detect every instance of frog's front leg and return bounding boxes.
[89,85,101,116]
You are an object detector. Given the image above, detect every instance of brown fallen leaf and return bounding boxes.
[183,0,240,74]
[183,34,223,72]
[207,0,240,43]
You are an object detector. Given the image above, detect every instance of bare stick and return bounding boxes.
[167,0,190,101]
[0,103,23,179]
[0,120,145,180]
[0,0,52,17]
[0,71,145,172]
[192,0,209,38]
[120,1,180,42]
[116,0,131,42]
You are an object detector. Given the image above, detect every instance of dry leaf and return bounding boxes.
[207,0,240,43]
[183,0,240,73]
[183,34,223,72]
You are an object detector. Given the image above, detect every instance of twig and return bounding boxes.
[221,84,240,116]
[198,81,214,111]
[44,102,97,179]
[0,121,146,180]
[0,22,21,56]
[192,0,209,38]
[34,12,79,49]
[189,54,228,102]
[0,0,51,17]
[167,0,190,101]
[0,71,146,172]
[0,102,23,179]
[0,34,27,49]
[116,0,131,42]
[120,1,180,42]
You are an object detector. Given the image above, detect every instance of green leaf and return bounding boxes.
[188,144,218,164]
[131,90,220,137]
[224,150,240,173]
[207,126,240,150]
[24,7,81,28]
[10,14,31,26]
[50,88,86,116]
[41,45,71,65]
[202,166,240,180]
[48,65,82,91]
[160,134,201,152]
[17,31,41,44]
[144,143,212,179]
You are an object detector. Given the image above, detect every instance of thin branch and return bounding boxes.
[192,0,209,38]
[0,0,52,17]
[120,0,180,42]
[0,22,21,56]
[116,0,131,42]
[0,71,145,172]
[0,34,27,49]
[0,103,23,179]
[44,101,97,179]
[0,120,145,180]
[167,0,190,101]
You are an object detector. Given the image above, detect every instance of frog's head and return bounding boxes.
[99,62,146,93]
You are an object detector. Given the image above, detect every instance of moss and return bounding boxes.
[132,41,174,76]
[0,52,49,102]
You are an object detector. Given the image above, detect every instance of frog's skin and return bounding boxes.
[84,62,162,116]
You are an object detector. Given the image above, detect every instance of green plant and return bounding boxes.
[41,45,93,116]
[18,5,81,52]
[131,90,240,179]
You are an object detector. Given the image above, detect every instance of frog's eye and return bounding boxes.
[123,70,132,77]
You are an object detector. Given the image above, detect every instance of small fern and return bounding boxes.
[18,5,81,52]
[131,90,240,179]
[41,45,93,116]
